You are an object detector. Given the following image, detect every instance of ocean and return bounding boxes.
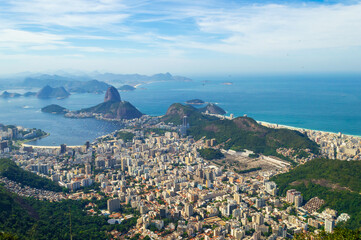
[1,73,361,146]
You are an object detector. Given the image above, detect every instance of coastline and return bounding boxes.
[23,112,361,148]
[257,120,361,139]
[21,143,84,149]
[14,132,50,147]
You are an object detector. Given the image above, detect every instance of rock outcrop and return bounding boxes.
[104,86,121,102]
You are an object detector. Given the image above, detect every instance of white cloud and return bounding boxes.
[9,0,126,14]
[191,3,361,54]
[0,0,361,73]
[0,29,67,50]
[6,0,130,28]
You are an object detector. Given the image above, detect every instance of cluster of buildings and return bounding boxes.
[0,177,65,201]
[259,122,361,161]
[306,131,361,160]
[0,124,46,153]
[0,118,353,239]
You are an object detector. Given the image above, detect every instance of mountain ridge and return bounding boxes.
[162,103,319,155]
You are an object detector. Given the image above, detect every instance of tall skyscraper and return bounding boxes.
[85,164,91,175]
[60,144,66,154]
[107,199,120,213]
[325,218,335,233]
[180,115,189,137]
[185,203,193,217]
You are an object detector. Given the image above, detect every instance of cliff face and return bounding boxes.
[104,86,121,102]
[36,85,70,99]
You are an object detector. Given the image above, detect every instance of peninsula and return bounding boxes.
[66,86,143,120]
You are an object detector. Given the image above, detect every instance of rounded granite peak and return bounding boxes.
[104,86,121,102]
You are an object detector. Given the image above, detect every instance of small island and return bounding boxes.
[41,104,68,114]
[0,91,21,98]
[118,84,136,91]
[36,85,70,99]
[185,99,205,105]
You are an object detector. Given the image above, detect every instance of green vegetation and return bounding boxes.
[294,228,361,239]
[0,185,137,239]
[197,148,224,160]
[0,232,19,240]
[272,158,361,229]
[162,103,319,157]
[41,104,67,114]
[248,153,259,158]
[79,101,143,120]
[0,158,62,192]
[115,131,135,142]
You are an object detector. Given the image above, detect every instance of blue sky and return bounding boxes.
[0,0,360,75]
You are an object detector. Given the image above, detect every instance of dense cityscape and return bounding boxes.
[0,109,358,239]
[1,0,361,239]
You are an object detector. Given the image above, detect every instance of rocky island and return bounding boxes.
[36,85,70,99]
[0,91,21,98]
[41,104,68,114]
[185,99,205,105]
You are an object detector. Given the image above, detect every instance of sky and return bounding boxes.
[0,0,361,75]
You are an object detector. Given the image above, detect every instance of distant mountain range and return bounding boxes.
[23,75,110,93]
[0,72,191,92]
[0,91,36,98]
[88,72,192,84]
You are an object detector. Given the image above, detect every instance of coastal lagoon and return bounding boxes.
[1,73,361,146]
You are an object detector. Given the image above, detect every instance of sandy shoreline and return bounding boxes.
[257,120,361,139]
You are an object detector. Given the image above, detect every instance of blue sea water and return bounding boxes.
[1,73,361,146]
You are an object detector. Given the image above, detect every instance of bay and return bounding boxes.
[0,73,361,146]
